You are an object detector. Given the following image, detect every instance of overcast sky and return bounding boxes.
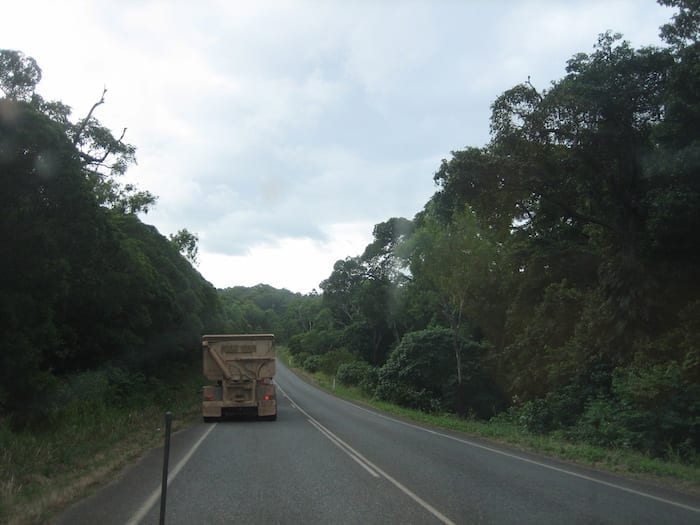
[2,0,673,293]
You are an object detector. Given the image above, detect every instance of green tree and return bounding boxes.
[281,290,324,335]
[0,49,157,216]
[408,205,505,382]
[170,228,199,265]
[659,0,700,48]
[0,52,224,428]
[320,257,366,326]
[376,328,498,416]
[361,217,414,282]
[217,284,305,339]
[0,49,41,101]
[67,88,155,214]
[0,96,95,417]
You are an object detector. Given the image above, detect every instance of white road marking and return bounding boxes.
[307,418,380,477]
[326,391,700,515]
[126,423,217,525]
[278,384,456,525]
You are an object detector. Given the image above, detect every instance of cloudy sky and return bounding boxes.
[2,0,673,293]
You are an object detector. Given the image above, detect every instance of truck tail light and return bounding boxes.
[263,394,272,401]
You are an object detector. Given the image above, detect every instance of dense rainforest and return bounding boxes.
[0,50,226,428]
[1,0,698,466]
[237,1,700,462]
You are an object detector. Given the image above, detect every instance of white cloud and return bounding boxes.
[198,221,374,293]
[1,0,674,293]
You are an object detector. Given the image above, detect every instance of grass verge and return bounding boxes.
[277,347,700,494]
[0,366,203,525]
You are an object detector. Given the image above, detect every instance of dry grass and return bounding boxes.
[0,373,201,525]
[3,423,162,525]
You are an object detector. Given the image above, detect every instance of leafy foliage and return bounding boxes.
[337,360,378,393]
[277,2,700,462]
[0,54,223,428]
[374,328,500,416]
[0,49,41,100]
[170,228,200,265]
[217,284,307,339]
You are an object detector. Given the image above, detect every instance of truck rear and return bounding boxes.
[201,334,277,421]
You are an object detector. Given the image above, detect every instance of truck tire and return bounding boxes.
[203,416,219,423]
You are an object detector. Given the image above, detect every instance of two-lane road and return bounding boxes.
[54,361,700,524]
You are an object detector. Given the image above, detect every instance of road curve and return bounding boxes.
[53,360,700,524]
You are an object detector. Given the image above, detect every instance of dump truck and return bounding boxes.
[201,334,277,421]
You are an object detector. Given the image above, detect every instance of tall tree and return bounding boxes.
[170,228,199,265]
[0,49,41,101]
[408,205,504,382]
[0,52,222,426]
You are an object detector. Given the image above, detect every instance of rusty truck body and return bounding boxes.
[201,334,277,421]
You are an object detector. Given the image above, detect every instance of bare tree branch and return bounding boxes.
[72,86,106,146]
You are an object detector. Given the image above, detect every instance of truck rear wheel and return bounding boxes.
[203,416,219,423]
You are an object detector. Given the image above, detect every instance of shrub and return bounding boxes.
[337,360,372,385]
[337,360,378,393]
[318,348,355,376]
[375,327,499,416]
[572,397,635,448]
[611,362,699,456]
[511,384,590,434]
[302,355,322,373]
[293,352,310,368]
[374,328,455,412]
[375,376,442,412]
[565,361,700,459]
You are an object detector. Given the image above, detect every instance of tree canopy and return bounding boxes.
[0,50,223,427]
[279,2,700,460]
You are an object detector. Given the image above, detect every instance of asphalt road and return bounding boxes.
[53,361,700,524]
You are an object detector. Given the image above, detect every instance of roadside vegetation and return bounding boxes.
[0,50,221,523]
[1,1,698,522]
[277,346,700,492]
[0,365,203,524]
[272,1,700,479]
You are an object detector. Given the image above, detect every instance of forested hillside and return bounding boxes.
[0,50,224,429]
[218,284,314,341]
[281,1,700,462]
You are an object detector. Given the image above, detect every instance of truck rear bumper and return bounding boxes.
[222,406,259,417]
[202,400,276,418]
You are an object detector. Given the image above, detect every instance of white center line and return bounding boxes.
[279,384,456,525]
[306,417,380,477]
